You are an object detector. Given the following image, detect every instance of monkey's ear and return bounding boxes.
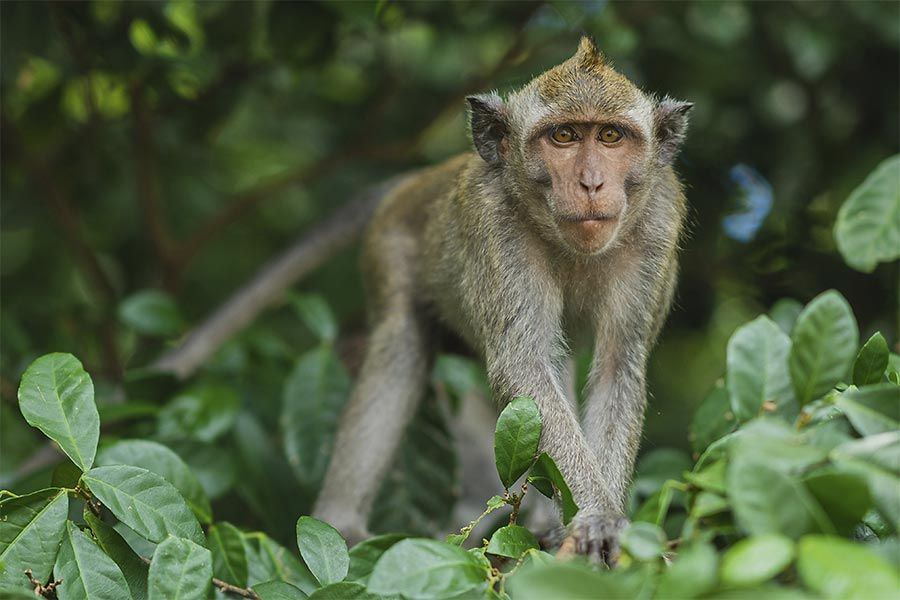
[466,93,509,166]
[654,97,693,164]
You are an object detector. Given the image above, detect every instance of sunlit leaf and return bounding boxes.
[834,154,900,273]
[853,332,890,386]
[147,536,212,600]
[83,465,204,545]
[208,522,248,587]
[485,525,538,559]
[54,520,131,600]
[494,396,542,489]
[296,516,348,586]
[368,538,488,599]
[789,291,858,405]
[720,534,794,587]
[0,489,68,592]
[17,353,99,472]
[726,316,795,421]
[97,439,212,524]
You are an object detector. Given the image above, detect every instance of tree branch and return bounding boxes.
[152,176,407,379]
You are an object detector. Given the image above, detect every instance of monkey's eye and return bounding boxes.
[550,125,578,144]
[599,125,624,144]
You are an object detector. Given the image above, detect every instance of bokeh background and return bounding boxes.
[2,1,898,540]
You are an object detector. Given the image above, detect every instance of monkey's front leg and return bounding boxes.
[484,323,619,563]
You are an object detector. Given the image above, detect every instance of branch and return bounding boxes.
[151,176,407,379]
[214,579,260,599]
[148,10,543,377]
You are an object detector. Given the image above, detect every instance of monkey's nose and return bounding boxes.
[579,176,603,197]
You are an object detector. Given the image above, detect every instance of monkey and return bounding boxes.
[312,37,692,565]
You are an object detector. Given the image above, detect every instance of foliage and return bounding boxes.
[2,1,899,599]
[3,274,899,596]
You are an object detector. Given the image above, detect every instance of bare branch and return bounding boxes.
[152,176,408,379]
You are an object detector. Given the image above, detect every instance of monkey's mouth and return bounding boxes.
[560,212,619,224]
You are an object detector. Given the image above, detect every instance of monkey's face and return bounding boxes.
[525,116,649,255]
[466,37,692,256]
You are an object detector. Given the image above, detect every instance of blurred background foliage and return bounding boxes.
[2,0,898,542]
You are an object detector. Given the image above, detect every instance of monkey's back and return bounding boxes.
[359,153,473,322]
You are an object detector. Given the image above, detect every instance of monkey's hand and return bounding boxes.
[557,511,629,567]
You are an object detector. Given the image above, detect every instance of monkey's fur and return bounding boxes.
[313,37,692,564]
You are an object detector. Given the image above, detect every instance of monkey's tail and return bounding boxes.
[151,174,410,379]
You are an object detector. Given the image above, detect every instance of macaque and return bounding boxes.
[313,37,692,564]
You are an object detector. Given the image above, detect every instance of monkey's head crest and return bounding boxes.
[532,36,640,115]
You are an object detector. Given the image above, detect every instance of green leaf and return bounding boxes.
[54,520,131,600]
[245,533,318,594]
[296,516,348,586]
[507,562,641,600]
[158,383,240,443]
[828,457,900,532]
[527,452,578,524]
[690,491,729,519]
[493,396,542,489]
[655,540,718,599]
[789,290,859,405]
[118,290,184,337]
[208,522,248,587]
[726,316,795,421]
[621,522,665,562]
[368,538,488,599]
[84,511,148,600]
[97,439,212,524]
[720,534,795,587]
[797,535,900,599]
[853,332,890,386]
[147,536,212,600]
[684,459,727,494]
[0,489,68,592]
[728,419,831,474]
[835,384,900,436]
[347,534,405,583]
[290,294,338,343]
[82,465,204,545]
[307,582,381,599]
[485,525,538,559]
[768,298,804,335]
[281,346,351,492]
[689,384,736,455]
[803,469,872,535]
[254,580,309,600]
[17,353,99,471]
[727,460,828,539]
[834,154,900,273]
[831,431,900,476]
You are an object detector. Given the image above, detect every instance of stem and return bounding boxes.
[214,578,260,599]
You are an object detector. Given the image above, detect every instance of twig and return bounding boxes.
[25,568,62,599]
[214,579,260,599]
[137,555,259,598]
[151,176,407,379]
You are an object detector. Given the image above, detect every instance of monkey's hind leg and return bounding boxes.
[312,307,432,545]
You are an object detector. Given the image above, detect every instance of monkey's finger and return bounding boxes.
[588,540,604,565]
[556,536,577,560]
